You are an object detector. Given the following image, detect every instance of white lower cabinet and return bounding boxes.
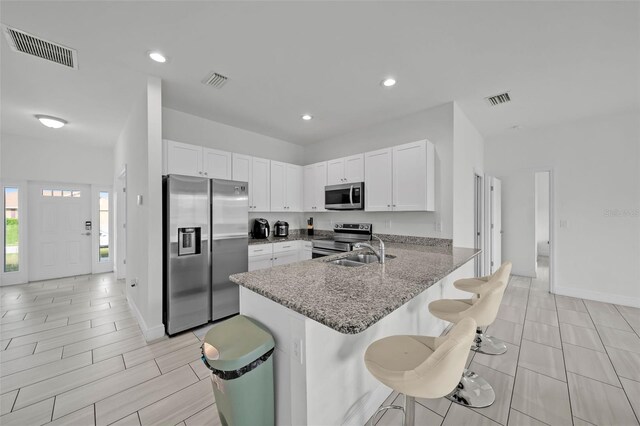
[248,241,309,271]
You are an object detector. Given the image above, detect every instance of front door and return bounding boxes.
[29,182,92,281]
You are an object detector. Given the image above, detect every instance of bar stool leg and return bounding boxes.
[404,395,415,426]
[446,369,496,408]
[368,402,405,426]
[472,327,507,355]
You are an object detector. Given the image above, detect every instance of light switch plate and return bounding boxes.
[137,195,143,205]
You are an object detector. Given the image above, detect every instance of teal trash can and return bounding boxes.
[201,315,275,426]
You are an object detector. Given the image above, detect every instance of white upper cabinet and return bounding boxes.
[232,153,270,212]
[203,148,232,179]
[327,154,364,185]
[166,140,203,177]
[364,148,393,211]
[232,153,251,182]
[286,163,303,211]
[271,161,302,212]
[393,140,435,211]
[303,165,315,212]
[303,162,327,211]
[166,140,232,179]
[344,154,365,183]
[365,140,435,212]
[251,157,271,212]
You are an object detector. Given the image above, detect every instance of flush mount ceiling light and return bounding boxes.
[35,115,67,129]
[148,51,167,63]
[301,114,313,121]
[381,77,396,87]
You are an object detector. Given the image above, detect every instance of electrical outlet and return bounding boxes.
[435,222,442,232]
[385,219,391,229]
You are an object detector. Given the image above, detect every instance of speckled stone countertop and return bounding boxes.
[230,244,480,334]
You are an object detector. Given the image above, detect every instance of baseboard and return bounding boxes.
[127,297,166,342]
[342,383,392,426]
[554,285,640,308]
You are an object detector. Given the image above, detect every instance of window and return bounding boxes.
[42,189,81,198]
[4,187,19,272]
[99,191,109,262]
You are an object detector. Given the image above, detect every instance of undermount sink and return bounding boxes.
[327,253,396,267]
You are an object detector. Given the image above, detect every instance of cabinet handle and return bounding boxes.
[254,249,263,252]
[204,172,208,176]
[199,171,203,175]
[387,205,391,207]
[393,204,396,207]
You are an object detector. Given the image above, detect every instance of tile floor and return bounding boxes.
[370,258,640,426]
[1,259,639,426]
[0,274,222,426]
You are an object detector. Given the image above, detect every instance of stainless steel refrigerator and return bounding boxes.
[163,175,248,335]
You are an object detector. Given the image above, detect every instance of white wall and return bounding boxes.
[535,172,550,257]
[162,108,305,165]
[113,77,164,341]
[485,111,640,307]
[304,103,454,239]
[1,133,114,185]
[452,103,485,249]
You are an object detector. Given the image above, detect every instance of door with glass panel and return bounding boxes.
[28,182,92,281]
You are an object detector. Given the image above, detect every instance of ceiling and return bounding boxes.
[1,1,638,148]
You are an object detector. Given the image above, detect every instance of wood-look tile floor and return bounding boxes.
[0,274,222,426]
[371,258,640,426]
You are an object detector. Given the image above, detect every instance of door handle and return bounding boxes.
[349,185,353,205]
[81,232,91,236]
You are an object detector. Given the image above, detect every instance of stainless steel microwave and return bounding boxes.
[325,182,364,210]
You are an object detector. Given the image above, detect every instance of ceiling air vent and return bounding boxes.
[3,26,78,69]
[485,92,511,106]
[202,72,228,89]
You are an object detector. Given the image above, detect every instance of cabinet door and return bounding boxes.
[167,140,202,177]
[344,154,364,183]
[393,141,427,211]
[273,251,298,266]
[249,253,274,271]
[270,161,286,212]
[326,158,345,185]
[203,148,232,179]
[251,157,271,212]
[314,162,327,211]
[286,164,303,212]
[364,148,393,211]
[232,153,252,209]
[303,165,315,211]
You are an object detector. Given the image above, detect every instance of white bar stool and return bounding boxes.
[364,317,477,426]
[428,279,508,408]
[452,262,512,355]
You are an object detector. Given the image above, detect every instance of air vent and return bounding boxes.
[202,72,228,89]
[485,92,511,106]
[3,26,78,69]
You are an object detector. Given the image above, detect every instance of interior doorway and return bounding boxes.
[474,173,483,277]
[116,167,127,280]
[486,176,502,275]
[534,171,551,292]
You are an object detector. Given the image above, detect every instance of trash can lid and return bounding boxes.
[202,315,275,372]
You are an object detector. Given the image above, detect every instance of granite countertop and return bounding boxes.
[248,235,315,245]
[230,243,480,334]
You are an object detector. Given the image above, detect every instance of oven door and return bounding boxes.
[325,183,364,210]
[312,247,343,258]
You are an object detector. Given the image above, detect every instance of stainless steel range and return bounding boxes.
[311,223,372,258]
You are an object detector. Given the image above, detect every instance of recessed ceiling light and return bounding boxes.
[148,51,167,63]
[510,125,522,131]
[301,114,313,121]
[381,77,396,87]
[35,115,67,129]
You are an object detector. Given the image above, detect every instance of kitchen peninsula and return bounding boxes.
[230,242,480,426]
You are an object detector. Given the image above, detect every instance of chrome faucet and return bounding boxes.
[354,235,386,264]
